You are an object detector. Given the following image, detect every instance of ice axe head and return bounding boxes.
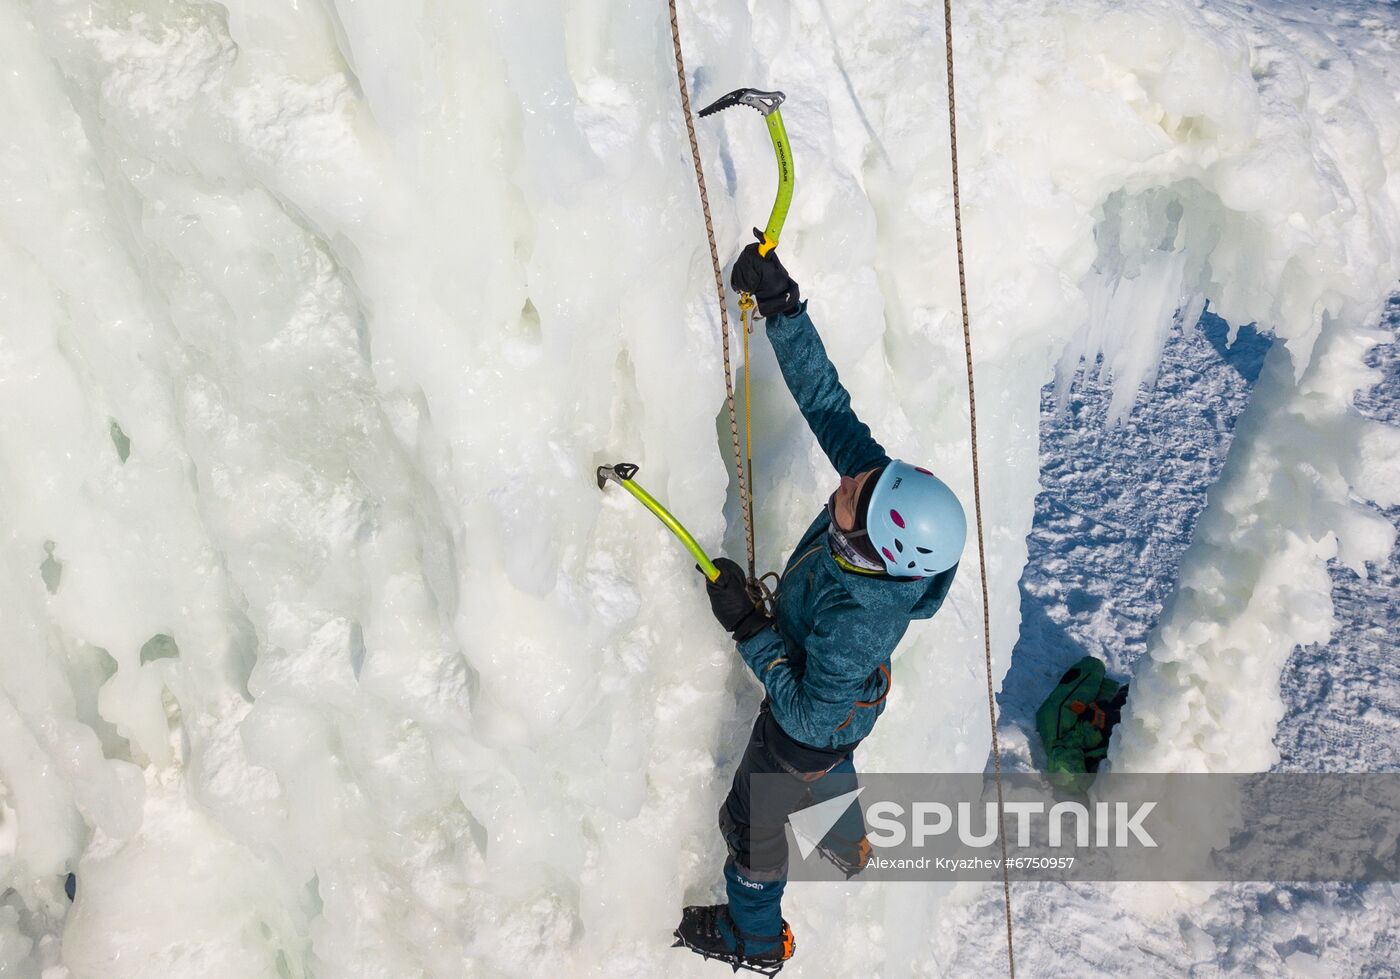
[698,87,785,119]
[596,462,639,490]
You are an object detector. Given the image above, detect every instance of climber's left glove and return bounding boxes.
[730,229,801,318]
[704,558,772,642]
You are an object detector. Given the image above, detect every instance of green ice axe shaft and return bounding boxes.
[759,110,793,255]
[698,88,794,256]
[596,463,720,581]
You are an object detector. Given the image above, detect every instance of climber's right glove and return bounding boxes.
[730,229,801,319]
[704,557,772,642]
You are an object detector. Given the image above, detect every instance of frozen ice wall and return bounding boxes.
[1104,9,1400,773]
[1,0,1398,976]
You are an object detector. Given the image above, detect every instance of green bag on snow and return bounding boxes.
[1035,656,1128,781]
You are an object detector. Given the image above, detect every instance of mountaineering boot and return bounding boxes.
[674,863,795,974]
[815,833,872,880]
[672,904,795,976]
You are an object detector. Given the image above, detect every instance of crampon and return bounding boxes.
[673,904,794,976]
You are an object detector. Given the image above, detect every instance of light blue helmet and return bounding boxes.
[865,460,966,577]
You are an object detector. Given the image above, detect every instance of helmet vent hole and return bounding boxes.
[894,539,903,553]
[890,509,905,528]
[916,546,932,555]
[914,466,933,475]
[881,547,896,562]
[907,561,916,569]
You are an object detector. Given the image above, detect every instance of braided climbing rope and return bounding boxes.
[942,0,1016,973]
[667,0,758,582]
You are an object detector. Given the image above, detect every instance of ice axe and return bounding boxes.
[596,463,721,581]
[698,88,793,256]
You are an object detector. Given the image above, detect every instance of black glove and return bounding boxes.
[730,228,801,319]
[704,557,772,642]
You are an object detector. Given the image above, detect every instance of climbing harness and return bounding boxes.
[941,0,1016,973]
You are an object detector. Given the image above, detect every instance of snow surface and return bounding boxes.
[1274,298,1400,775]
[942,299,1399,977]
[2,0,1399,976]
[998,308,1273,773]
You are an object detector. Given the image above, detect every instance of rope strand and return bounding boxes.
[667,0,758,582]
[942,1,1016,974]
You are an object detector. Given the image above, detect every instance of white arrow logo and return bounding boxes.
[787,788,864,859]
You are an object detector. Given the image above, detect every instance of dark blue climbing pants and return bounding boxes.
[717,702,866,949]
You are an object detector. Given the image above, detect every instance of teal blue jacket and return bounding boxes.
[736,303,957,750]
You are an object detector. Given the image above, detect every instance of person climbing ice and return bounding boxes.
[673,234,969,975]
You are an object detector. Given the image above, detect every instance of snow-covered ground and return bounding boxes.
[2,0,1399,976]
[1274,298,1400,775]
[940,300,1400,977]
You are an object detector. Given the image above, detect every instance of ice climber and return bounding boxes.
[673,236,968,974]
